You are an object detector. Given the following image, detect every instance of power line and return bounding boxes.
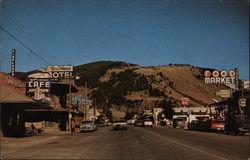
[1,4,27,35]
[0,25,52,66]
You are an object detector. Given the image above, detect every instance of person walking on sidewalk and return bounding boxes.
[71,118,76,135]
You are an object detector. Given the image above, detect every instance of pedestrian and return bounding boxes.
[71,118,76,135]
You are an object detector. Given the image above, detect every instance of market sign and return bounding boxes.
[216,90,231,98]
[180,98,190,107]
[204,70,236,84]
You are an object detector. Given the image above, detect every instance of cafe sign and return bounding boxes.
[27,78,51,92]
[204,70,236,84]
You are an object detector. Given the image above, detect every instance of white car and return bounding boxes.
[80,120,96,132]
[112,119,127,130]
[144,119,153,127]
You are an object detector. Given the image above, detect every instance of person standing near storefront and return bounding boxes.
[71,118,76,135]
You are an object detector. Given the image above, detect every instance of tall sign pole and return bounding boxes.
[68,76,72,132]
[235,68,239,91]
[11,49,16,77]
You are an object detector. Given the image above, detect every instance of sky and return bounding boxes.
[0,0,249,80]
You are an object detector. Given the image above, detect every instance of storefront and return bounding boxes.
[209,90,250,134]
[0,86,51,137]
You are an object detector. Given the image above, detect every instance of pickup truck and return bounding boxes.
[187,120,211,131]
[211,119,225,131]
[112,119,127,130]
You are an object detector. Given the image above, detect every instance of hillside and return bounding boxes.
[73,61,228,113]
[14,61,228,114]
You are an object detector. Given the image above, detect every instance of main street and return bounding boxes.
[1,126,249,160]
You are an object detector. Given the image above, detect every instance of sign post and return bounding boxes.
[239,98,247,107]
[11,49,16,77]
[180,98,190,107]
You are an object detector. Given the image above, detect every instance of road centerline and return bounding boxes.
[138,127,228,160]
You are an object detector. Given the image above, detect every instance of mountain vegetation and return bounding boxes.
[14,61,229,115]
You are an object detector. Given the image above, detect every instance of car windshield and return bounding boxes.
[114,120,126,123]
[213,121,224,123]
[82,121,93,124]
[191,120,198,124]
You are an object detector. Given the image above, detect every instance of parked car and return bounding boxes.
[211,119,225,131]
[127,119,136,125]
[112,119,127,130]
[80,120,97,132]
[173,118,186,128]
[134,120,144,127]
[143,119,153,127]
[97,123,105,127]
[187,120,211,131]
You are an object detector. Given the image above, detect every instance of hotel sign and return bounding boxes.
[47,66,73,79]
[204,70,236,84]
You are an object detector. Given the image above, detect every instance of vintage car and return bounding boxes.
[187,120,211,131]
[143,119,153,127]
[80,120,97,132]
[134,120,144,127]
[112,119,127,130]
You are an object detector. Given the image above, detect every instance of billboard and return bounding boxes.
[71,96,93,106]
[216,90,231,98]
[47,65,73,72]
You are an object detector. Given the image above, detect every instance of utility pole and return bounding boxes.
[68,76,72,131]
[85,82,87,120]
[94,98,96,120]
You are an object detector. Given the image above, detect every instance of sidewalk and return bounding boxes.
[1,128,69,151]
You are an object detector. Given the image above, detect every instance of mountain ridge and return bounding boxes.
[14,61,229,113]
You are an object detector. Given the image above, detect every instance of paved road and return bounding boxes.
[1,126,249,160]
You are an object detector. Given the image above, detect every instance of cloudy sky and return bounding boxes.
[0,0,249,79]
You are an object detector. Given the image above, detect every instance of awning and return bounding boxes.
[25,108,69,112]
[0,86,51,109]
[209,99,233,106]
